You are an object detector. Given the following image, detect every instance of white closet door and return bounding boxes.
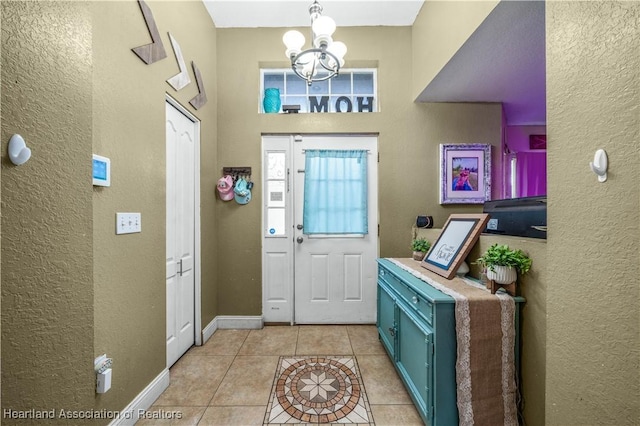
[166,101,196,367]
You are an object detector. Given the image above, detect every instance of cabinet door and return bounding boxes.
[377,282,396,358]
[397,302,433,421]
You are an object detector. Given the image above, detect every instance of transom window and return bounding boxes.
[260,69,377,113]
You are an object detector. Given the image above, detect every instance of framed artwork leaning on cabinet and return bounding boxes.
[422,213,489,279]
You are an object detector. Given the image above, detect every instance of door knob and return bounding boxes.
[296,236,304,244]
[296,224,303,230]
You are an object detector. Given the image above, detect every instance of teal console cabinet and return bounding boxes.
[377,259,457,425]
[377,258,524,426]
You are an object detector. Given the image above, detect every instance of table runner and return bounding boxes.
[389,258,518,426]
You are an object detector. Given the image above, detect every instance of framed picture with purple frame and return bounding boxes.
[439,143,491,204]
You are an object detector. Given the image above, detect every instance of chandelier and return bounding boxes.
[282,0,347,85]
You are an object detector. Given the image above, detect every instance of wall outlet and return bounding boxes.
[116,212,141,234]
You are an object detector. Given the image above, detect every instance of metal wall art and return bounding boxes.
[189,62,207,110]
[166,33,191,91]
[131,0,167,64]
[131,0,208,109]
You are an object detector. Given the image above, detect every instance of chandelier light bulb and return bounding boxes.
[327,41,347,61]
[283,0,346,84]
[327,56,345,70]
[283,30,305,56]
[312,16,336,38]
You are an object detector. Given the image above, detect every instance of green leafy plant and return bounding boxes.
[474,243,532,275]
[411,238,431,253]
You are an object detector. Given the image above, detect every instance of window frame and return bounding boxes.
[260,68,378,113]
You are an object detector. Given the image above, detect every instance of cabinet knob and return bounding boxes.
[388,327,395,337]
[412,296,418,304]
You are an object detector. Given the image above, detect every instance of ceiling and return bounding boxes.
[416,1,546,125]
[203,1,426,28]
[203,0,546,125]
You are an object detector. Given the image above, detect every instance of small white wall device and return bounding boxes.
[8,134,31,166]
[94,354,113,394]
[92,154,111,187]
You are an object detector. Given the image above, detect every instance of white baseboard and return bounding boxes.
[108,368,170,426]
[201,317,218,343]
[215,315,263,330]
[107,316,261,426]
[201,316,263,345]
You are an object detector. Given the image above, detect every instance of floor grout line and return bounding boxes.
[152,326,422,426]
[195,330,250,425]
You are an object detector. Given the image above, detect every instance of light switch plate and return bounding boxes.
[116,213,141,234]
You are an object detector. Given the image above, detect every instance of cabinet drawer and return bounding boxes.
[379,266,433,326]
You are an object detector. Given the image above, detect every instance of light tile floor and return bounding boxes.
[140,325,423,425]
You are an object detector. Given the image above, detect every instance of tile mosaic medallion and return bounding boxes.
[265,356,372,424]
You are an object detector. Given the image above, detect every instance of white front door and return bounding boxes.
[261,135,378,324]
[294,136,378,323]
[166,100,197,367]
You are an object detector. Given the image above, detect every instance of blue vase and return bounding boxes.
[263,88,281,113]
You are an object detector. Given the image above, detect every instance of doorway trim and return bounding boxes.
[165,93,202,346]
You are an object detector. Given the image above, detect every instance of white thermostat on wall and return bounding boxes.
[92,154,111,187]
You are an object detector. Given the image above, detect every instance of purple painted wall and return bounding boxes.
[503,125,547,198]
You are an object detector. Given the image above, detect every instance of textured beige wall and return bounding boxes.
[418,228,547,426]
[92,0,218,412]
[411,0,499,101]
[1,0,217,419]
[1,0,96,415]
[546,1,639,424]
[469,234,547,426]
[216,26,501,315]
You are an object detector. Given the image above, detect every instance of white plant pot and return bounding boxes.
[486,265,517,284]
[456,261,469,277]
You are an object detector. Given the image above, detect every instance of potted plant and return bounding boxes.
[474,243,532,284]
[411,238,431,261]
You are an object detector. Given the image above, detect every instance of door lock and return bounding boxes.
[296,224,303,230]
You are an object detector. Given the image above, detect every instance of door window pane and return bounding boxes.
[267,152,286,179]
[303,150,368,234]
[267,208,285,236]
